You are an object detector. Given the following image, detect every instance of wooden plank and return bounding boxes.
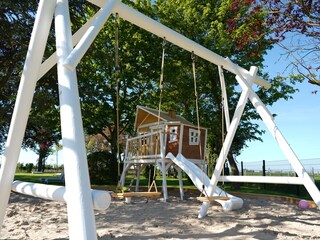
[197,196,230,202]
[112,192,162,198]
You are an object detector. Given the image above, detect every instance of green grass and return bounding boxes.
[123,174,320,200]
[14,172,61,183]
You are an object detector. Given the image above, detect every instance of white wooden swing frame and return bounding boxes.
[0,0,319,239]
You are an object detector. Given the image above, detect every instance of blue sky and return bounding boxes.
[238,45,320,163]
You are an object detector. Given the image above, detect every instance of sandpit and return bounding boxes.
[1,192,319,240]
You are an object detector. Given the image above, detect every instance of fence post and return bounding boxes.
[262,160,266,189]
[241,161,244,176]
[312,167,315,180]
[295,172,300,196]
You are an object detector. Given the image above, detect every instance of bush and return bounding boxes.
[87,151,118,185]
[143,165,155,181]
[16,163,25,172]
[25,163,34,173]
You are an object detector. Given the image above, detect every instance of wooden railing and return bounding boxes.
[125,131,164,160]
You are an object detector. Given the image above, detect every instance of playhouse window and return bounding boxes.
[141,137,147,145]
[139,133,148,145]
[189,129,200,145]
[169,126,178,142]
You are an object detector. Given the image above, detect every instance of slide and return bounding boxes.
[166,153,243,211]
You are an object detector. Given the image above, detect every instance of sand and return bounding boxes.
[1,191,319,240]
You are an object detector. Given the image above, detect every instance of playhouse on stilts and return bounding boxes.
[118,105,207,201]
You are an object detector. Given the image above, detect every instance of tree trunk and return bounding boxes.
[37,144,48,172]
[37,152,44,172]
[227,153,241,190]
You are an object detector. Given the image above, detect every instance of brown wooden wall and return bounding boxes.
[165,125,180,156]
[181,125,206,160]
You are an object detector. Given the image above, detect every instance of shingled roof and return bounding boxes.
[134,105,198,131]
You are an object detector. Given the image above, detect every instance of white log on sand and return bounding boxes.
[12,181,111,211]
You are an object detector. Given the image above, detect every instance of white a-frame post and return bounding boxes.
[0,0,57,233]
[0,0,98,239]
[55,0,97,238]
[198,60,320,218]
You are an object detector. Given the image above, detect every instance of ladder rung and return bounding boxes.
[112,192,162,198]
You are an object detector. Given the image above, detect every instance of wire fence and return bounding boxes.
[237,158,320,179]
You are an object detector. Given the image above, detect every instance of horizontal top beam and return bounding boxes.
[87,0,271,89]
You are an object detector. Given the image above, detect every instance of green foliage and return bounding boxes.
[152,0,301,174]
[74,1,163,157]
[16,162,34,173]
[14,172,53,183]
[87,151,118,185]
[206,145,218,177]
[0,0,61,169]
[143,165,155,181]
[0,0,38,152]
[16,163,25,173]
[263,1,320,86]
[25,163,34,173]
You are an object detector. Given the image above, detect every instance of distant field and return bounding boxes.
[14,172,61,183]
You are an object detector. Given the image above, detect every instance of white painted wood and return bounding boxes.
[63,0,117,70]
[128,155,162,160]
[203,129,208,161]
[55,1,97,239]
[219,176,304,185]
[12,181,111,210]
[37,8,103,80]
[0,0,56,231]
[178,124,184,154]
[167,153,243,210]
[120,163,132,187]
[248,91,320,208]
[161,133,168,201]
[218,65,230,131]
[177,168,184,200]
[198,66,258,218]
[157,161,166,200]
[135,164,142,192]
[125,158,164,164]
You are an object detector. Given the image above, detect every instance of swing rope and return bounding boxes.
[114,13,122,190]
[148,37,167,193]
[219,93,227,197]
[127,168,138,192]
[196,65,231,203]
[157,38,166,127]
[191,52,207,198]
[219,66,229,197]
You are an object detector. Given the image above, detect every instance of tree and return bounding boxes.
[0,1,38,152]
[24,84,61,172]
[1,0,301,178]
[87,151,118,185]
[75,0,162,159]
[154,0,299,177]
[263,0,320,86]
[0,0,61,171]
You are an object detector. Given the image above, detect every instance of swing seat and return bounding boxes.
[112,191,162,198]
[197,196,230,202]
